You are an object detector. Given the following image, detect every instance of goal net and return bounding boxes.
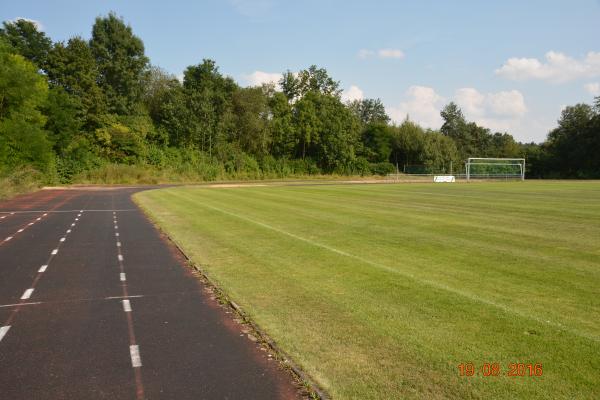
[465,158,525,181]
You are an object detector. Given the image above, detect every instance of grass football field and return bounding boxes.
[135,181,600,399]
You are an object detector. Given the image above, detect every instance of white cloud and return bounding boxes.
[341,85,364,102]
[242,71,282,87]
[358,48,404,60]
[584,82,600,96]
[454,88,485,116]
[386,86,445,128]
[487,90,527,117]
[455,88,527,118]
[496,51,600,83]
[8,17,44,31]
[378,48,404,59]
[387,86,529,137]
[454,88,528,134]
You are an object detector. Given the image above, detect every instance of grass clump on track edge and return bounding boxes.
[134,181,600,399]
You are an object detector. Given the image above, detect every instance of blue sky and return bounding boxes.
[2,0,600,142]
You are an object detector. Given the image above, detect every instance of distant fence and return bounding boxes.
[386,173,524,182]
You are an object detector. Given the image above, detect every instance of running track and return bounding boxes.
[0,187,299,399]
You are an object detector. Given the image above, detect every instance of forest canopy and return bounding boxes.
[1,13,599,186]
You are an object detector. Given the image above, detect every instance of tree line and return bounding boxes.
[1,13,599,184]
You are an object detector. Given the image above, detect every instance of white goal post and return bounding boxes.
[465,158,525,181]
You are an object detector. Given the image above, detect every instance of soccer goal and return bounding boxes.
[465,158,525,181]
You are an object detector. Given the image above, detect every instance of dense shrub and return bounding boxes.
[369,162,396,176]
[0,166,45,199]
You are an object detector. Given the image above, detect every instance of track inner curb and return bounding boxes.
[134,196,329,400]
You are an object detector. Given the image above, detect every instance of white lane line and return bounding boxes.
[0,296,148,308]
[28,222,33,226]
[114,225,118,229]
[116,242,121,247]
[0,326,11,342]
[75,218,79,221]
[80,210,83,212]
[120,273,126,282]
[17,229,23,233]
[129,345,142,367]
[36,217,41,221]
[0,302,41,309]
[38,265,48,273]
[51,249,58,255]
[59,237,65,242]
[43,213,48,216]
[122,300,132,312]
[115,233,120,237]
[0,216,5,219]
[21,288,34,300]
[5,236,12,241]
[66,229,71,233]
[118,254,124,262]
[105,294,144,300]
[71,223,75,227]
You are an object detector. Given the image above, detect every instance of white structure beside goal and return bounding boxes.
[465,158,525,181]
[434,175,456,183]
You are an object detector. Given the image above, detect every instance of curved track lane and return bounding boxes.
[0,187,299,400]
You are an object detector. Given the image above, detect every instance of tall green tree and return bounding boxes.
[150,83,189,147]
[90,13,149,115]
[390,119,427,170]
[280,65,341,102]
[0,40,53,173]
[142,66,181,145]
[440,102,472,158]
[43,86,82,154]
[490,132,521,157]
[422,130,460,173]
[348,98,390,125]
[280,70,299,103]
[143,66,179,122]
[390,119,458,173]
[545,102,600,177]
[293,91,360,171]
[46,36,107,129]
[182,59,237,153]
[230,86,270,156]
[294,91,320,159]
[0,19,51,69]
[268,91,296,157]
[361,123,393,163]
